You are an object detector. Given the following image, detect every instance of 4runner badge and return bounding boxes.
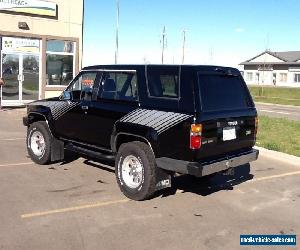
[228,121,238,126]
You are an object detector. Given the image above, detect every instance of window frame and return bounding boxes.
[279,73,287,83]
[246,72,253,81]
[294,73,300,83]
[46,40,76,87]
[145,66,181,100]
[95,70,139,103]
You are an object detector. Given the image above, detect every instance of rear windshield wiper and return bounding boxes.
[215,67,239,77]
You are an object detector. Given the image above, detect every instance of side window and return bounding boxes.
[147,69,179,98]
[98,72,138,101]
[69,72,97,100]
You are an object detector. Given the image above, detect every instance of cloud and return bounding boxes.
[235,27,245,33]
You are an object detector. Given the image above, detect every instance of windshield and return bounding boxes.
[198,72,253,111]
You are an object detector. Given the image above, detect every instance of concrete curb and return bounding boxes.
[254,146,300,166]
[255,102,300,109]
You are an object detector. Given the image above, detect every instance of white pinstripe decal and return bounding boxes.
[30,101,79,120]
[120,109,192,134]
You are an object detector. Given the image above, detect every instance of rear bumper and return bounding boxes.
[156,149,259,177]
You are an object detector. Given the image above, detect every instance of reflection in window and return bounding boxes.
[46,55,73,85]
[46,40,75,86]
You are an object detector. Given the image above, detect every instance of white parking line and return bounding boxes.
[248,171,300,183]
[0,162,33,167]
[0,138,25,141]
[259,109,290,115]
[21,199,129,219]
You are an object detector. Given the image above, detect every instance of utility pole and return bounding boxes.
[261,34,269,96]
[115,0,120,64]
[182,29,186,64]
[161,26,167,64]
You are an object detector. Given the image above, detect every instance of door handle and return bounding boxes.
[17,75,24,81]
[81,105,89,110]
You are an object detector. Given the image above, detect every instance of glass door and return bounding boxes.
[1,53,21,103]
[1,53,40,105]
[22,54,39,101]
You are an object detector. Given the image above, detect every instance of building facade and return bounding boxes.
[240,51,300,87]
[0,0,83,106]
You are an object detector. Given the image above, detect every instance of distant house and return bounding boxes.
[240,51,300,87]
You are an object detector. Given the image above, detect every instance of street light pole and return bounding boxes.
[115,0,120,64]
[161,26,166,64]
[182,29,186,64]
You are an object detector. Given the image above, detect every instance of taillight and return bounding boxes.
[255,117,259,136]
[190,124,202,149]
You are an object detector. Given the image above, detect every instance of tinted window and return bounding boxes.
[98,72,138,101]
[198,73,252,111]
[147,69,179,98]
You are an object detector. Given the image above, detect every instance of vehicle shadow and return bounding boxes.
[58,150,115,173]
[57,153,253,199]
[157,164,253,198]
[82,159,115,173]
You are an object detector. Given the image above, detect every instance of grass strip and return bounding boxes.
[256,116,300,157]
[249,86,300,106]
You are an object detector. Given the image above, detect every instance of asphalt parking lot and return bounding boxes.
[0,108,299,250]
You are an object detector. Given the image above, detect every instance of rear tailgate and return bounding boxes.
[195,68,257,161]
[197,111,257,161]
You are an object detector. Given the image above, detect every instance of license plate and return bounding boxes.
[223,127,236,141]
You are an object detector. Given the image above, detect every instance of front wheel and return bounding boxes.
[27,121,52,165]
[115,141,157,201]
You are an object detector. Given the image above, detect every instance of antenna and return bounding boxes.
[115,0,120,64]
[182,29,186,64]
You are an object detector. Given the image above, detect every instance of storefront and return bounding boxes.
[0,0,83,106]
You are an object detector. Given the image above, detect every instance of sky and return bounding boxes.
[83,0,300,69]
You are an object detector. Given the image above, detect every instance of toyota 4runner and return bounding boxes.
[23,65,259,200]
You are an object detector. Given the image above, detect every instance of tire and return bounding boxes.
[27,121,52,165]
[115,141,157,201]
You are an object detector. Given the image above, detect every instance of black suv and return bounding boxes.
[23,65,259,200]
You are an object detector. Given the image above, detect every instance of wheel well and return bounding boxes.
[28,113,46,125]
[115,134,153,153]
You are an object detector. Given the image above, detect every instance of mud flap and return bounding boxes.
[155,168,172,191]
[51,138,64,162]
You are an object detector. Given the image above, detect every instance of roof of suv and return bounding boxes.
[82,64,240,73]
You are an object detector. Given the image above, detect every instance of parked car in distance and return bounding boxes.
[23,65,259,200]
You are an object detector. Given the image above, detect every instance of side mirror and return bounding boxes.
[62,90,71,100]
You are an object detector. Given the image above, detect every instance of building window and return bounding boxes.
[46,40,75,86]
[246,72,253,81]
[279,73,287,83]
[294,74,300,83]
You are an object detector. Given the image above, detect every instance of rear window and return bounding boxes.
[198,73,252,111]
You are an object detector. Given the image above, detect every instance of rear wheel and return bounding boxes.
[115,141,157,201]
[27,121,52,165]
